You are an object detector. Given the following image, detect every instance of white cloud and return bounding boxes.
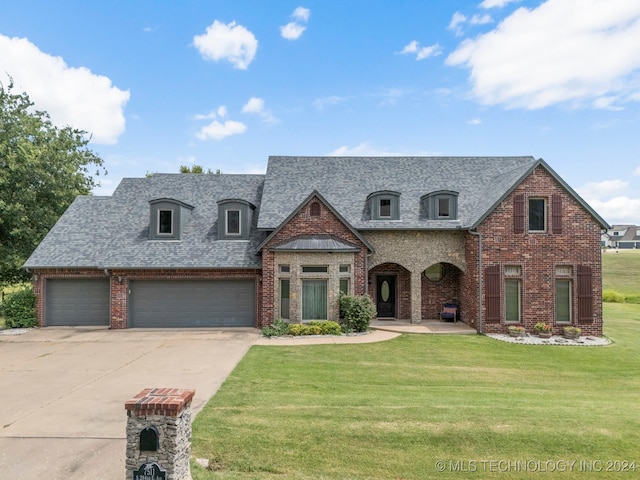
[398,41,442,60]
[293,7,310,22]
[578,180,629,200]
[587,196,640,225]
[634,166,640,176]
[577,179,640,224]
[328,142,435,157]
[194,104,246,140]
[193,20,258,70]
[448,12,467,35]
[470,14,493,25]
[0,35,129,144]
[446,0,640,110]
[312,95,347,110]
[242,97,264,114]
[280,7,310,40]
[480,0,520,8]
[467,118,482,125]
[280,23,306,40]
[196,120,246,140]
[241,97,277,124]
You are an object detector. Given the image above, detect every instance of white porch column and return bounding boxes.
[411,270,422,324]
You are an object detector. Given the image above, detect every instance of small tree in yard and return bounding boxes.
[339,292,376,333]
[3,285,37,328]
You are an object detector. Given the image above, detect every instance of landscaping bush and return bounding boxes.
[3,286,37,328]
[288,323,304,336]
[261,318,290,337]
[263,320,343,337]
[603,289,625,303]
[339,293,376,333]
[312,320,342,335]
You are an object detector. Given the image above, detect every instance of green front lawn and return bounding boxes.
[191,303,640,479]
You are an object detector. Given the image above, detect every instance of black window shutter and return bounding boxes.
[552,194,562,234]
[577,265,593,322]
[485,265,501,323]
[513,194,525,234]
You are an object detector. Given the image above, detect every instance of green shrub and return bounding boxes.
[288,323,304,336]
[306,324,322,335]
[339,293,376,333]
[625,295,640,304]
[603,289,625,303]
[262,318,290,337]
[3,286,37,328]
[318,321,342,335]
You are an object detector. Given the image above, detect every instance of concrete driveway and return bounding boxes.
[0,327,260,479]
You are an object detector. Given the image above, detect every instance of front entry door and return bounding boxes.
[376,276,396,318]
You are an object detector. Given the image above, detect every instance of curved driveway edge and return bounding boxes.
[0,327,260,480]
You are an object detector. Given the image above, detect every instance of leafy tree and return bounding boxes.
[179,164,221,174]
[0,81,105,283]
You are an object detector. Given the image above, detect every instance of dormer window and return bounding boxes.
[226,209,241,235]
[158,209,173,235]
[149,198,194,240]
[368,191,400,220]
[217,199,256,240]
[422,191,458,220]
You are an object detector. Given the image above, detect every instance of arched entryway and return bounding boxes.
[368,263,411,320]
[421,262,463,320]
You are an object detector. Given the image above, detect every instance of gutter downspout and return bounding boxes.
[469,230,483,334]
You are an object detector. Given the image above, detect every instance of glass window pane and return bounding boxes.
[529,199,545,231]
[438,198,450,217]
[302,266,328,273]
[505,279,520,322]
[227,210,240,234]
[339,278,349,295]
[379,199,391,217]
[302,280,327,320]
[158,210,172,234]
[280,279,290,319]
[556,279,571,323]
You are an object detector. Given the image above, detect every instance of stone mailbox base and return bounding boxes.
[125,388,195,480]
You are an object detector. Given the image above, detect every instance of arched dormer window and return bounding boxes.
[422,191,458,220]
[367,191,400,220]
[149,198,194,240]
[217,199,256,240]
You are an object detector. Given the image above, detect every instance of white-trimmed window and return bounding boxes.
[528,198,546,232]
[555,265,572,324]
[505,266,522,323]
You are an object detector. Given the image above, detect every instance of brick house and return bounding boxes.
[24,156,608,335]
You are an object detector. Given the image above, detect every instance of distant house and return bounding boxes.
[602,225,640,249]
[25,156,609,335]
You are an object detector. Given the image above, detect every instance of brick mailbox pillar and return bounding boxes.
[125,388,195,480]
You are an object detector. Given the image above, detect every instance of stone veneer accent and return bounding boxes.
[364,230,467,323]
[125,388,195,480]
[274,251,354,323]
[260,195,368,327]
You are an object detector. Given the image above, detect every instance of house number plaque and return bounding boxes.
[133,461,166,480]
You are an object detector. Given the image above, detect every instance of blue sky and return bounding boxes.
[1,0,639,225]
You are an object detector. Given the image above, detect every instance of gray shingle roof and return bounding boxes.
[258,156,539,230]
[24,174,266,269]
[25,155,608,271]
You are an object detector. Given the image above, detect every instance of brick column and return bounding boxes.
[125,388,195,480]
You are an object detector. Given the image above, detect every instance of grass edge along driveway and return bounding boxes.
[191,305,640,480]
